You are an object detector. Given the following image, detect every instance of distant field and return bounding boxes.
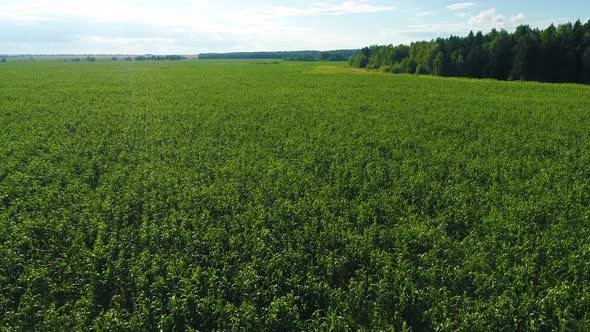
[1,60,590,330]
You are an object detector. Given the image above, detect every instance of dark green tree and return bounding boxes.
[488,30,513,80]
[450,50,465,77]
[350,20,589,84]
[573,20,585,82]
[511,30,540,81]
[465,45,489,78]
[539,24,559,81]
[583,47,590,83]
[349,47,372,68]
[552,23,577,82]
[432,51,449,76]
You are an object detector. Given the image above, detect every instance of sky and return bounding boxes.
[1,0,589,55]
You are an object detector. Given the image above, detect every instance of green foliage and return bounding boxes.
[415,64,429,75]
[1,60,590,330]
[583,47,590,82]
[432,51,448,76]
[365,44,410,69]
[351,19,590,84]
[199,50,359,62]
[350,53,369,68]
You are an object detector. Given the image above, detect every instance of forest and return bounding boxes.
[350,20,590,84]
[199,50,358,61]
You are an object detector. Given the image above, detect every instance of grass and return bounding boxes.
[1,59,590,330]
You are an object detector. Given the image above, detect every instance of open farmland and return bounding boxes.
[1,60,590,330]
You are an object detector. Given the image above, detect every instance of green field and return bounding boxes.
[1,60,590,330]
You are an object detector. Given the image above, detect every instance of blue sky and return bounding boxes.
[1,0,589,54]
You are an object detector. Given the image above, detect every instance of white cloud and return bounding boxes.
[0,0,395,53]
[510,13,526,24]
[0,0,393,24]
[447,2,477,10]
[291,1,394,16]
[0,1,394,43]
[392,8,528,38]
[467,9,526,30]
[402,23,467,33]
[469,8,505,27]
[0,0,539,54]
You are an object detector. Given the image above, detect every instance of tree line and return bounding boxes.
[64,55,186,62]
[68,57,96,62]
[133,55,185,61]
[350,20,590,84]
[199,50,358,61]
